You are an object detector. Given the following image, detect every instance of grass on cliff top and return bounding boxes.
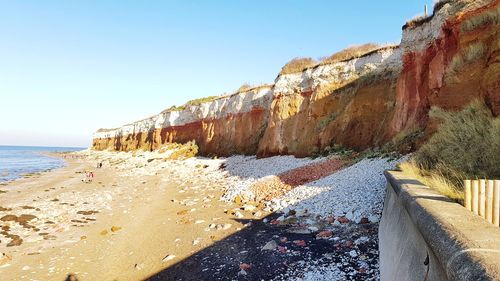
[279,44,395,75]
[163,96,220,112]
[279,57,318,75]
[401,100,500,201]
[319,43,382,65]
[237,83,252,92]
[402,0,455,30]
[162,83,274,113]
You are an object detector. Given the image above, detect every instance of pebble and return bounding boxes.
[134,263,144,270]
[242,204,256,212]
[277,158,405,218]
[161,255,176,263]
[308,226,319,232]
[262,240,278,251]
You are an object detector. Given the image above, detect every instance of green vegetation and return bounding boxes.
[161,82,274,114]
[320,43,381,65]
[462,6,500,32]
[168,140,199,160]
[415,100,500,181]
[403,0,456,30]
[158,141,199,160]
[314,144,356,159]
[316,112,338,130]
[163,96,220,113]
[403,100,500,200]
[185,96,219,106]
[165,105,186,112]
[383,127,424,154]
[279,57,318,75]
[448,42,486,78]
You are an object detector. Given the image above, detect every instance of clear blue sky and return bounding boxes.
[0,0,434,147]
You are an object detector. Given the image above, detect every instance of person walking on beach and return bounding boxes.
[82,171,89,183]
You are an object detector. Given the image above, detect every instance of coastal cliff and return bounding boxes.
[93,0,500,156]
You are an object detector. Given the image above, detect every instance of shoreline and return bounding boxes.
[0,150,79,185]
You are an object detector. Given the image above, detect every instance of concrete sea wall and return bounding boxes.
[380,171,500,281]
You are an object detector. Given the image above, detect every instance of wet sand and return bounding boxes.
[0,153,255,281]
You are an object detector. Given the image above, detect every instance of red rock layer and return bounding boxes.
[92,107,268,156]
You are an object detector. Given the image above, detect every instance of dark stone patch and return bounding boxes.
[147,214,379,281]
[77,210,99,215]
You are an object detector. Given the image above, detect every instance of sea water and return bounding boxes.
[0,145,84,182]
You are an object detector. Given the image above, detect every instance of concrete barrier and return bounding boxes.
[379,171,500,281]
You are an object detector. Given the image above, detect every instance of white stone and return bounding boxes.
[161,255,176,262]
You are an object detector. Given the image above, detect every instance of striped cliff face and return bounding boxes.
[93,0,500,156]
[391,0,500,136]
[92,87,273,155]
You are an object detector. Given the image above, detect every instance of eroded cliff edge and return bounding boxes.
[93,0,500,156]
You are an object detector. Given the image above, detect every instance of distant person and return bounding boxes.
[82,171,88,183]
[99,162,103,168]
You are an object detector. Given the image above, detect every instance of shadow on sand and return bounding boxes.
[144,212,379,281]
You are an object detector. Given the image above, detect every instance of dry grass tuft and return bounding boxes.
[462,6,500,32]
[402,0,456,30]
[237,83,253,93]
[414,100,500,187]
[403,14,429,30]
[163,96,220,113]
[448,41,486,78]
[279,57,318,75]
[433,0,453,14]
[320,43,381,65]
[399,161,464,202]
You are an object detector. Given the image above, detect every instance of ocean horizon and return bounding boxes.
[0,145,85,182]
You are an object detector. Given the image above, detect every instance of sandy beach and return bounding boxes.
[0,150,261,280]
[0,148,401,280]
